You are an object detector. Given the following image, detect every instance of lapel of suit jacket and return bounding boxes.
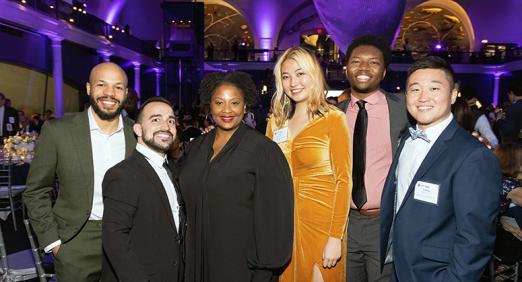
[122,117,136,157]
[71,111,94,199]
[167,160,186,239]
[396,119,459,215]
[383,130,410,210]
[336,99,349,112]
[385,91,405,157]
[135,151,179,236]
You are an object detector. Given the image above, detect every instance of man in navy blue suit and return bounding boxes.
[380,56,502,282]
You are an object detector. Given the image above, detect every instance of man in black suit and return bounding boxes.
[102,97,185,282]
[0,92,20,139]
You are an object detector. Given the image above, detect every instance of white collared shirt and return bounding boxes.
[88,107,126,220]
[395,114,453,213]
[136,143,180,231]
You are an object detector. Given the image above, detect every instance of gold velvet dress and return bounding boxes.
[267,109,352,281]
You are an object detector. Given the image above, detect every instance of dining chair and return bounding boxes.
[0,162,26,231]
[24,219,56,282]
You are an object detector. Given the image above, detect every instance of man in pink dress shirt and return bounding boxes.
[337,35,410,282]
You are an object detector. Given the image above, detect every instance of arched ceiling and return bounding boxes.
[204,4,254,52]
[83,0,522,51]
[394,4,471,52]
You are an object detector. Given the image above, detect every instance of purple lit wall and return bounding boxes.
[85,0,127,25]
[459,0,522,49]
[312,0,406,52]
[0,26,49,72]
[86,0,163,40]
[117,0,163,40]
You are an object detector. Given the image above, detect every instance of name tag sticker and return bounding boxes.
[8,117,15,123]
[414,181,439,205]
[273,127,288,143]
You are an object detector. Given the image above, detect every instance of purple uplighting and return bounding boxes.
[253,1,278,61]
[435,44,442,50]
[105,0,126,25]
[492,72,505,107]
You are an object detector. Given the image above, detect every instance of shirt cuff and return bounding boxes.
[44,240,61,253]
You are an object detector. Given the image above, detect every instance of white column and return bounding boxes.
[133,62,141,106]
[50,36,64,117]
[259,37,272,61]
[154,68,162,97]
[493,72,501,106]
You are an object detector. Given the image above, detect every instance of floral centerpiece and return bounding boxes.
[1,131,38,164]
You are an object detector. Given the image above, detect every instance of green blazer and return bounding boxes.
[23,111,136,248]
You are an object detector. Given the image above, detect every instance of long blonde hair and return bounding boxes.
[271,47,332,127]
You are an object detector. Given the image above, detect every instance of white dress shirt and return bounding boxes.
[89,107,126,220]
[395,114,453,211]
[136,143,180,231]
[45,108,126,253]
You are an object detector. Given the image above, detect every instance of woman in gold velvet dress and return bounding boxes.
[267,46,352,281]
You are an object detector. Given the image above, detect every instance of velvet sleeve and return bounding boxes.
[248,140,294,270]
[265,117,274,139]
[327,111,352,239]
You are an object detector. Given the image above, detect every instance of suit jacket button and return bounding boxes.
[173,260,177,266]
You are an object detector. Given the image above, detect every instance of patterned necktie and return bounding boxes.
[408,127,430,143]
[352,100,368,209]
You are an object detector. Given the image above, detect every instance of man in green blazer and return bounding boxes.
[24,62,137,281]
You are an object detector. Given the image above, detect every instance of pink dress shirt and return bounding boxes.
[346,90,393,209]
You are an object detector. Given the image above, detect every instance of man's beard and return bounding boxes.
[143,131,174,153]
[89,95,126,120]
[350,82,379,94]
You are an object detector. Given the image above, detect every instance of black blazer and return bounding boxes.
[102,150,186,282]
[1,105,19,138]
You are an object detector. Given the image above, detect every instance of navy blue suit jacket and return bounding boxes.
[380,118,502,282]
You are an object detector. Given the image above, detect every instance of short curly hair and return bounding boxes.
[199,71,257,109]
[345,35,391,68]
